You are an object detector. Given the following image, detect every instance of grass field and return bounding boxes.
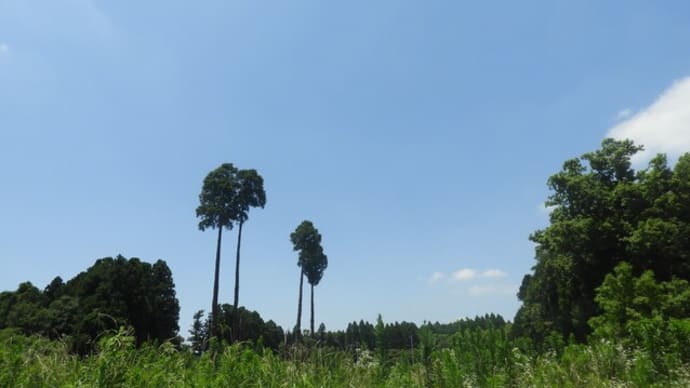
[2,327,690,387]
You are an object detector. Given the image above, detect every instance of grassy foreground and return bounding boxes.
[2,328,690,387]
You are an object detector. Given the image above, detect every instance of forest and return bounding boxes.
[2,139,690,387]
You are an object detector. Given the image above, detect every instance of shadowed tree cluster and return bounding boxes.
[0,255,179,353]
[187,306,284,354]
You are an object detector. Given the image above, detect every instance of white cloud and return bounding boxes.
[615,107,633,121]
[445,268,510,282]
[608,77,690,164]
[428,272,445,284]
[538,203,557,216]
[481,269,507,278]
[469,284,517,296]
[452,268,477,281]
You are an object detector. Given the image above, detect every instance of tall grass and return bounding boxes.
[1,327,689,387]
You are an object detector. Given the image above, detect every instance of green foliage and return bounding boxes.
[375,314,387,363]
[0,256,180,352]
[216,304,285,350]
[290,221,321,253]
[590,262,690,334]
[65,256,180,346]
[188,305,285,352]
[188,310,208,355]
[516,139,690,343]
[2,324,690,387]
[233,169,267,223]
[588,262,690,377]
[196,163,241,232]
[428,313,507,335]
[417,325,434,366]
[317,319,419,352]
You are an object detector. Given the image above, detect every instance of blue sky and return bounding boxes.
[2,1,690,335]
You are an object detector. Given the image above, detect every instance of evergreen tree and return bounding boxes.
[290,220,324,340]
[188,310,208,355]
[196,163,241,338]
[196,164,266,340]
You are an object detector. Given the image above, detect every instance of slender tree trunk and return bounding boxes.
[232,220,243,341]
[211,226,223,338]
[296,269,304,340]
[310,283,315,336]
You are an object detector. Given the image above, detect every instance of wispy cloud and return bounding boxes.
[615,107,633,121]
[428,271,445,284]
[481,269,507,278]
[430,268,509,283]
[538,203,557,216]
[429,268,514,297]
[608,77,690,164]
[468,284,518,296]
[452,268,477,281]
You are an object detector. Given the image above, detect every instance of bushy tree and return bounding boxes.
[189,305,284,351]
[514,139,690,343]
[590,262,690,372]
[590,262,690,339]
[63,256,180,345]
[0,255,180,352]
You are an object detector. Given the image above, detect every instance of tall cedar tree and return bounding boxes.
[231,169,266,338]
[196,164,266,339]
[290,220,324,338]
[196,163,240,338]
[304,244,327,336]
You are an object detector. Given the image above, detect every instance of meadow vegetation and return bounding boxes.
[2,139,690,386]
[2,321,690,387]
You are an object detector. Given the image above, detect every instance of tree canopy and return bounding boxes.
[196,164,266,231]
[196,163,242,232]
[196,163,266,340]
[514,139,690,343]
[187,305,284,353]
[0,255,179,352]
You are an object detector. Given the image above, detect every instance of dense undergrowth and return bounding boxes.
[2,327,689,387]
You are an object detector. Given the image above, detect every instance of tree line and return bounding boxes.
[1,138,690,362]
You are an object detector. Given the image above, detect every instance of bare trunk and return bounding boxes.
[211,226,223,338]
[232,220,243,341]
[295,269,304,340]
[310,283,315,336]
